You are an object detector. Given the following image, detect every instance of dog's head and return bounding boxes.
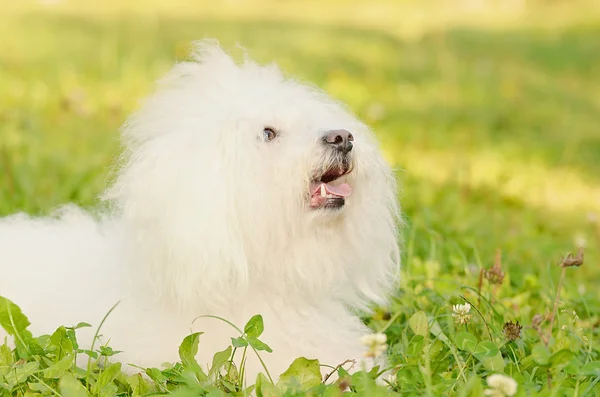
[105,40,401,311]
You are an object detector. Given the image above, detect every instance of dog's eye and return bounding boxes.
[263,127,278,142]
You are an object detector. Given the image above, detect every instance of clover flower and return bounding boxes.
[452,303,472,325]
[360,333,387,358]
[503,321,522,341]
[484,374,518,397]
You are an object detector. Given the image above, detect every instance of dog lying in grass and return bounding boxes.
[0,39,401,381]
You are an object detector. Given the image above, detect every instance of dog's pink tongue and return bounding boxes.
[311,182,352,197]
[325,183,351,197]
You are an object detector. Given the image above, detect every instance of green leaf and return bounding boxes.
[221,361,239,386]
[429,340,445,360]
[458,374,484,396]
[3,361,39,387]
[480,352,506,372]
[178,332,203,368]
[532,343,551,366]
[78,349,98,359]
[98,383,118,397]
[406,335,424,357]
[0,296,33,344]
[244,315,265,339]
[231,337,248,348]
[277,357,322,390]
[323,384,346,397]
[125,373,150,397]
[59,374,89,397]
[563,357,582,375]
[472,341,504,371]
[43,353,74,379]
[27,338,46,356]
[550,349,576,370]
[256,372,282,397]
[94,362,121,394]
[65,328,80,350]
[70,323,91,330]
[28,382,49,392]
[0,344,13,366]
[366,365,381,379]
[429,319,450,344]
[50,327,74,359]
[454,332,477,352]
[408,310,429,337]
[350,370,381,395]
[581,361,600,376]
[145,368,167,384]
[248,337,273,353]
[99,346,122,357]
[473,341,499,358]
[206,390,229,397]
[208,345,232,378]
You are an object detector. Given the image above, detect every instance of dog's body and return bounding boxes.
[0,41,401,381]
[0,208,375,375]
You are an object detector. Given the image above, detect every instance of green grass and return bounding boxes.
[1,1,599,396]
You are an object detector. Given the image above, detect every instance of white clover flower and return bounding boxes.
[484,374,518,397]
[360,333,388,358]
[452,303,472,325]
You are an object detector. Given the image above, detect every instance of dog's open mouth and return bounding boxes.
[309,167,352,209]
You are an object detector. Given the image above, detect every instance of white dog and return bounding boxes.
[0,40,401,382]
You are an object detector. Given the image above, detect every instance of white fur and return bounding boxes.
[0,40,401,381]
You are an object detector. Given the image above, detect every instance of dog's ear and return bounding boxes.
[103,41,251,312]
[105,129,250,312]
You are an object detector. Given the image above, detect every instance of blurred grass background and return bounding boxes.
[1,0,599,293]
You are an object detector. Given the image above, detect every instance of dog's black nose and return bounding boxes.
[323,129,353,153]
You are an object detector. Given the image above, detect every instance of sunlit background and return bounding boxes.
[1,0,599,292]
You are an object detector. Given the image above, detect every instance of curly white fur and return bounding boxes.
[0,40,401,381]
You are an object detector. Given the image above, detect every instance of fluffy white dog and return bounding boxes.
[0,40,401,382]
